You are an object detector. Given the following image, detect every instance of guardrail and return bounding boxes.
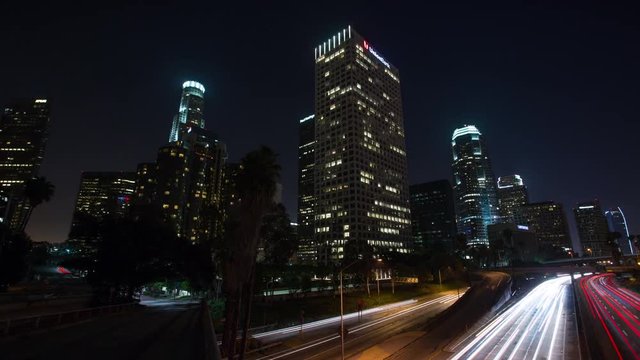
[1,302,137,336]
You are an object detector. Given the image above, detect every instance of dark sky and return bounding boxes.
[2,1,638,248]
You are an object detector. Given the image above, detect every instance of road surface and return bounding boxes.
[1,299,202,360]
[578,273,640,359]
[249,291,463,359]
[448,275,579,360]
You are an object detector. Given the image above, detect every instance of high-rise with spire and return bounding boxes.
[451,125,499,246]
[168,81,206,143]
[135,81,226,243]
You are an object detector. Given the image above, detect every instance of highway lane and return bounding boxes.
[579,273,640,360]
[449,275,579,360]
[250,292,463,360]
[1,300,202,360]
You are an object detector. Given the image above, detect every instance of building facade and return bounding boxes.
[488,223,538,264]
[141,81,227,243]
[0,99,51,230]
[515,201,571,249]
[169,81,206,143]
[573,200,610,257]
[313,27,412,263]
[68,172,136,252]
[451,125,499,247]
[409,180,456,249]
[296,114,317,263]
[605,207,634,255]
[497,174,529,223]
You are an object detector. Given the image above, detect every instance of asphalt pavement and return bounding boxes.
[1,299,202,360]
[448,275,580,360]
[578,273,640,360]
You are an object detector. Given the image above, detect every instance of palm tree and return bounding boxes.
[19,176,55,232]
[221,146,280,359]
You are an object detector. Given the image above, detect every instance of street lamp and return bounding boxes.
[339,258,361,360]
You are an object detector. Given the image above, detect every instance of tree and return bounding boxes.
[19,176,55,231]
[261,203,297,266]
[221,146,280,359]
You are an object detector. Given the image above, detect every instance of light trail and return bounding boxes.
[450,276,575,360]
[255,293,463,360]
[579,273,640,359]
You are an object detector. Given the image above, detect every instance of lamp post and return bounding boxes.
[339,259,361,360]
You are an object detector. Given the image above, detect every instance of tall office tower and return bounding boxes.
[70,172,136,222]
[0,99,50,231]
[168,81,206,143]
[180,126,227,242]
[313,27,411,263]
[451,125,499,247]
[68,172,136,252]
[155,81,227,243]
[155,144,188,236]
[221,162,242,210]
[133,162,157,207]
[574,200,610,257]
[515,201,571,248]
[297,114,316,264]
[409,180,456,249]
[605,207,634,255]
[497,174,529,223]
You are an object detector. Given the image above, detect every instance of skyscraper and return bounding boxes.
[297,114,316,264]
[497,174,529,223]
[451,125,499,246]
[515,201,572,249]
[0,99,51,230]
[409,180,456,248]
[605,207,634,255]
[313,27,411,262]
[146,81,227,243]
[574,200,610,257]
[68,171,136,252]
[168,81,206,143]
[70,172,136,223]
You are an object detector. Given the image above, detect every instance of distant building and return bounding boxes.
[574,200,610,257]
[221,162,242,210]
[71,172,136,221]
[497,175,529,223]
[605,207,634,255]
[168,81,206,143]
[313,27,412,262]
[488,223,538,264]
[409,180,456,248]
[141,81,227,243]
[515,201,571,249]
[0,99,51,230]
[451,125,499,246]
[296,114,316,264]
[68,172,136,252]
[132,162,157,207]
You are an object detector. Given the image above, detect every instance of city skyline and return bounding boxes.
[2,2,638,244]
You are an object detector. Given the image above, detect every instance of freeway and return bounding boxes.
[249,292,463,360]
[449,275,579,360]
[578,273,640,359]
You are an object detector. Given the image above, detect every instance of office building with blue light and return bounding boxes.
[451,125,499,247]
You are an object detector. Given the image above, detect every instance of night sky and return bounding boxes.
[2,1,638,248]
